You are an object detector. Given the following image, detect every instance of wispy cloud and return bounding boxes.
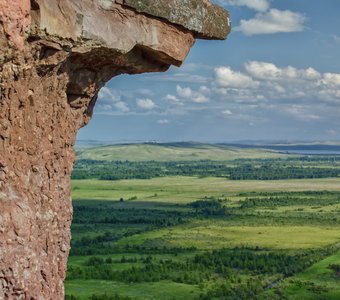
[164,94,184,105]
[284,105,320,121]
[217,0,270,12]
[96,61,340,131]
[235,9,305,35]
[114,101,130,113]
[98,87,121,102]
[221,109,233,116]
[333,35,340,44]
[157,119,170,124]
[142,73,208,84]
[97,87,131,113]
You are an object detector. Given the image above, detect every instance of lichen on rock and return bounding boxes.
[0,0,230,299]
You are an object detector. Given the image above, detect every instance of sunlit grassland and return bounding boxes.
[69,252,196,269]
[76,143,285,162]
[272,250,340,300]
[68,175,340,299]
[65,280,201,300]
[115,219,340,250]
[72,177,340,204]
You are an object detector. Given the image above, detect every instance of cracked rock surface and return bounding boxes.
[0,0,230,298]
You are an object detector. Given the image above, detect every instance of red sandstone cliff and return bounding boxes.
[0,1,230,298]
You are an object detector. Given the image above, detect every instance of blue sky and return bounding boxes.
[78,0,340,143]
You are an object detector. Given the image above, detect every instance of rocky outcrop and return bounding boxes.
[0,1,230,299]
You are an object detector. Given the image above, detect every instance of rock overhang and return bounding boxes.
[0,1,230,299]
[28,0,230,67]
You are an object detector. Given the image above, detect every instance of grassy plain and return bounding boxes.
[76,142,285,161]
[66,280,200,300]
[67,176,340,299]
[67,143,340,299]
[72,177,340,204]
[116,221,340,250]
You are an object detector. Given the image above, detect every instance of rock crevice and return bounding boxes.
[0,1,230,298]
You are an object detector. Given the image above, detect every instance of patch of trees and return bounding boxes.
[71,199,231,256]
[73,205,188,226]
[193,248,324,276]
[72,158,340,181]
[229,164,339,180]
[189,199,228,216]
[198,279,267,300]
[67,256,209,284]
[240,195,340,209]
[67,245,340,286]
[71,201,191,256]
[71,228,181,256]
[72,159,232,180]
[329,263,340,276]
[289,279,329,294]
[66,294,135,300]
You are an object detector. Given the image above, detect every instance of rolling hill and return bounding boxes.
[75,142,286,161]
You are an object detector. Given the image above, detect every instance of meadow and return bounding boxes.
[72,177,340,203]
[66,143,340,299]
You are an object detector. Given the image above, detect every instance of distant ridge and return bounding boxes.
[218,143,340,152]
[75,142,285,162]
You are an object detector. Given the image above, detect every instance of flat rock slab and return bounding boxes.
[118,0,230,39]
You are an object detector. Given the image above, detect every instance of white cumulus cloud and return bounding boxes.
[136,98,156,110]
[214,66,259,89]
[245,61,282,80]
[211,61,340,107]
[235,9,305,35]
[176,85,209,103]
[245,61,321,82]
[97,87,131,114]
[321,73,340,87]
[176,85,193,98]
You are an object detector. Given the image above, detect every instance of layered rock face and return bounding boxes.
[0,1,230,299]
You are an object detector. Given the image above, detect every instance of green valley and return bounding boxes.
[66,143,340,300]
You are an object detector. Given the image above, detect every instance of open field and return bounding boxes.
[67,176,340,299]
[66,280,200,300]
[116,221,340,250]
[72,177,340,204]
[67,144,340,299]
